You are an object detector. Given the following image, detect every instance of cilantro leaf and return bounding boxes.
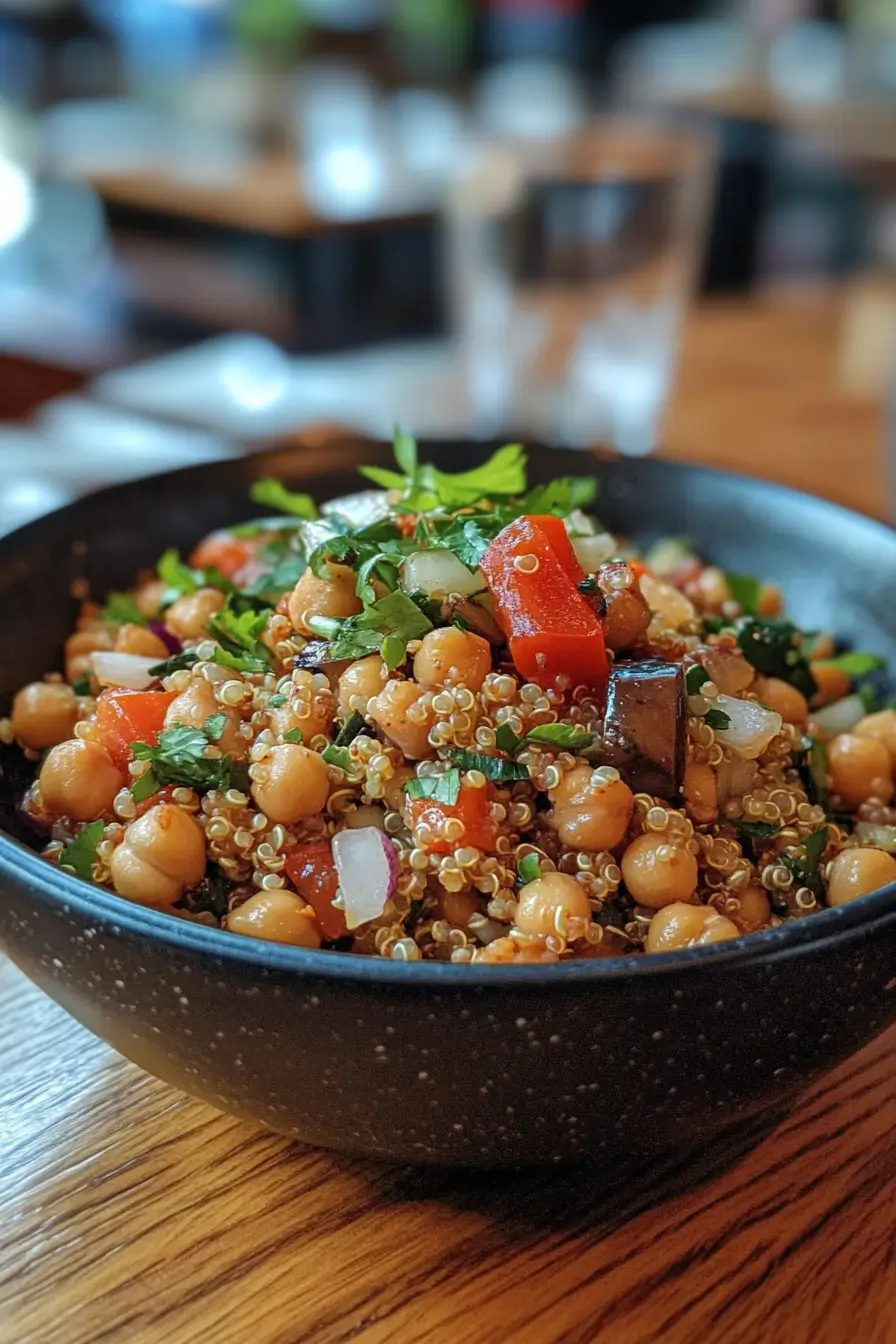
[268,694,286,708]
[250,477,318,520]
[705,708,732,731]
[130,768,160,803]
[447,749,530,783]
[686,664,710,695]
[148,649,199,679]
[157,548,236,605]
[814,651,885,681]
[132,721,233,794]
[206,604,273,672]
[392,427,418,476]
[495,723,523,753]
[282,729,304,744]
[59,820,104,881]
[795,736,829,808]
[246,546,306,604]
[517,853,542,885]
[334,711,368,748]
[404,770,461,805]
[328,590,433,663]
[735,618,817,700]
[71,674,92,696]
[321,744,352,771]
[380,633,407,670]
[724,572,761,616]
[521,476,598,515]
[102,592,146,626]
[524,724,594,752]
[782,826,829,898]
[360,435,527,512]
[733,819,780,841]
[203,713,226,742]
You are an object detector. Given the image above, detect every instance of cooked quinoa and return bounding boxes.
[4,439,896,963]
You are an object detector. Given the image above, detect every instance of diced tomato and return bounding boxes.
[189,532,256,581]
[527,513,582,584]
[96,688,179,771]
[132,783,176,818]
[480,516,608,692]
[285,839,346,940]
[408,782,496,856]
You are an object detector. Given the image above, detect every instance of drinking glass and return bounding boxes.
[446,116,715,454]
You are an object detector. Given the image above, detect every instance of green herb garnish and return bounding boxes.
[734,618,817,700]
[282,729,304,744]
[517,853,542,886]
[59,819,104,881]
[360,430,527,511]
[524,724,594,752]
[206,604,273,672]
[184,865,231,919]
[71,674,92,696]
[781,825,829,898]
[250,477,318,520]
[268,693,286,708]
[404,770,462,806]
[521,476,598,516]
[148,649,199,679]
[686,664,710,695]
[447,749,530,783]
[323,590,433,664]
[333,712,367,748]
[795,736,829,808]
[131,720,234,797]
[494,723,523,754]
[733,819,780,841]
[102,592,146,626]
[577,576,599,596]
[814,651,885,681]
[704,708,732,731]
[724,572,761,616]
[321,744,352,771]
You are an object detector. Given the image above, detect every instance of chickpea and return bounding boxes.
[549,764,634,852]
[251,743,330,824]
[11,682,79,750]
[828,733,893,809]
[413,627,492,692]
[734,884,771,932]
[755,676,808,725]
[441,889,481,928]
[40,739,124,821]
[164,678,246,759]
[646,902,740,953]
[603,586,651,653]
[810,662,851,709]
[476,936,560,965]
[515,872,592,937]
[164,587,226,641]
[288,563,361,637]
[756,583,783,618]
[65,626,114,683]
[136,578,168,619]
[337,654,388,718]
[621,833,699,909]
[855,709,896,769]
[639,573,697,632]
[226,891,321,947]
[114,623,169,659]
[682,761,718,824]
[827,847,896,907]
[269,693,334,746]
[692,566,731,610]
[110,803,206,907]
[369,680,435,760]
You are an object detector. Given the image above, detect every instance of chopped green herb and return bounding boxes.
[524,723,594,752]
[724,572,761,616]
[733,819,780,841]
[250,477,318,520]
[268,693,286,708]
[102,591,146,626]
[157,548,236,606]
[334,712,367,747]
[282,729,304,744]
[321,744,352,771]
[360,432,527,511]
[814,652,885,681]
[704,708,732,731]
[203,713,226,742]
[686,664,710,695]
[436,513,509,568]
[495,723,523,754]
[517,852,542,885]
[206,604,273,672]
[59,819,104,881]
[71,674,92,696]
[796,736,829,808]
[183,865,231,920]
[328,590,433,663]
[734,618,817,700]
[577,576,599,596]
[246,547,307,604]
[148,649,199,679]
[404,770,461,805]
[380,633,408,670]
[130,768,160,803]
[781,825,829,898]
[521,476,598,516]
[132,720,234,795]
[447,749,530,783]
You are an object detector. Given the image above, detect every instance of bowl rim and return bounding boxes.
[2,446,896,987]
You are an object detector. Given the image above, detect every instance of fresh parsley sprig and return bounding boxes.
[59,820,105,881]
[131,716,236,800]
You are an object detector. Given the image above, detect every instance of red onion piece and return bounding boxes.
[148,622,182,656]
[331,827,399,931]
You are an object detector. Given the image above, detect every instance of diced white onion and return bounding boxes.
[332,827,398,931]
[401,549,482,598]
[571,533,617,573]
[91,652,160,690]
[811,694,867,740]
[712,694,783,759]
[323,489,390,529]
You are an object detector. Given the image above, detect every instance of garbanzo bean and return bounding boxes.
[114,623,169,659]
[413,626,492,692]
[755,676,808,725]
[828,733,893,808]
[269,691,334,745]
[441,889,481,927]
[854,709,896,769]
[602,585,651,653]
[136,578,168,618]
[110,803,205,907]
[646,902,739,953]
[226,891,322,947]
[682,761,718,824]
[515,872,592,936]
[251,743,330,824]
[39,739,124,821]
[337,654,388,718]
[810,662,851,709]
[164,587,226,641]
[288,562,361,637]
[11,682,79,750]
[827,847,896,907]
[549,764,634,851]
[734,884,771,932]
[164,677,246,758]
[369,680,435,759]
[621,833,699,909]
[65,626,114,683]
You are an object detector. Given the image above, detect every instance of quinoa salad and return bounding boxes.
[4,438,896,964]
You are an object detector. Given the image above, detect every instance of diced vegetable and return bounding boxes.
[189,532,257,581]
[407,781,496,855]
[639,573,697,630]
[811,694,868,739]
[95,688,178,770]
[91,652,163,691]
[480,516,607,690]
[602,659,685,798]
[400,549,483,599]
[331,828,399,931]
[711,694,783,759]
[285,839,347,940]
[570,532,617,574]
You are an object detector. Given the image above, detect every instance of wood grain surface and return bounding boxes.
[2,294,895,1344]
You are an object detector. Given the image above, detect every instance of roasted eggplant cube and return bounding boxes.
[602,660,685,798]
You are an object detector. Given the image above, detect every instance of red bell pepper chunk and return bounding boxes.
[408,782,496,855]
[480,516,608,691]
[96,688,179,772]
[285,840,347,941]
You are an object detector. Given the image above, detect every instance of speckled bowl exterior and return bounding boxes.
[1,443,895,1168]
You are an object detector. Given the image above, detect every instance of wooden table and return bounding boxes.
[2,293,895,1344]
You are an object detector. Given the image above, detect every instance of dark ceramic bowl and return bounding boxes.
[1,441,895,1169]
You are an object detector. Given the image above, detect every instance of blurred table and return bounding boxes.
[1,288,894,1343]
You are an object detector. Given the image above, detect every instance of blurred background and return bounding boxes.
[0,0,895,531]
